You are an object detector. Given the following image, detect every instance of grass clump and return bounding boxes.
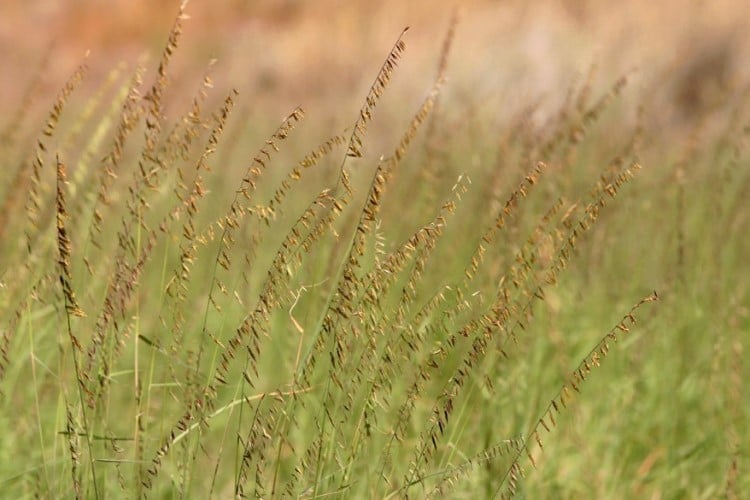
[1,3,748,499]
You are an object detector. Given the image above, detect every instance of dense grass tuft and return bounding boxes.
[1,3,748,498]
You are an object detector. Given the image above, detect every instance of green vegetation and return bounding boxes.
[1,4,747,498]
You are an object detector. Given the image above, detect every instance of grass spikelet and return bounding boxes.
[143,187,336,488]
[395,156,642,492]
[195,106,304,368]
[55,157,85,319]
[88,65,145,247]
[65,403,83,499]
[494,292,659,498]
[141,0,189,150]
[82,221,162,409]
[375,178,557,470]
[326,178,467,486]
[426,437,524,498]
[311,66,445,372]
[337,26,409,193]
[234,394,268,498]
[286,44,436,410]
[267,134,347,215]
[274,74,446,498]
[465,161,547,282]
[165,89,237,332]
[235,107,305,202]
[23,61,88,255]
[57,156,99,494]
[0,49,52,241]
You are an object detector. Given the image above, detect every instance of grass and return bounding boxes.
[1,2,748,498]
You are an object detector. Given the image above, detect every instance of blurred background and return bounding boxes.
[2,0,749,129]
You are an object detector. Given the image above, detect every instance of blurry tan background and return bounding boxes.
[1,0,749,128]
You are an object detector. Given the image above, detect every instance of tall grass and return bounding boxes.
[1,3,748,499]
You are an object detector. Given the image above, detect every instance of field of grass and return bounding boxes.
[1,1,748,498]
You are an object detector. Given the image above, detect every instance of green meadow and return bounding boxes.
[0,2,747,498]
